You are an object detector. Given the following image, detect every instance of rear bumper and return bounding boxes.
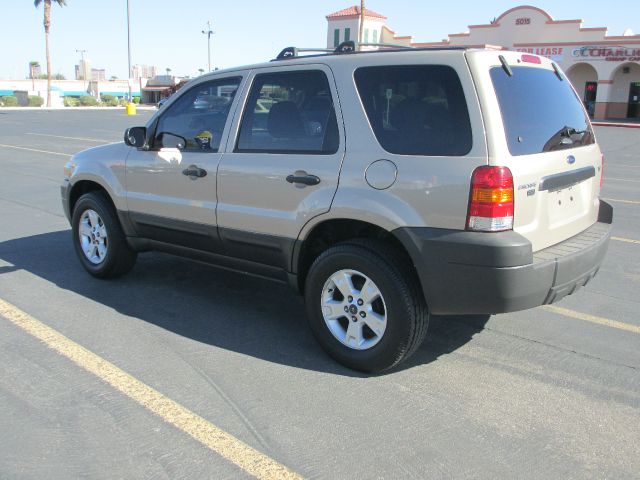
[393,201,613,315]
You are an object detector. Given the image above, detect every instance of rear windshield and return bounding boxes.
[354,65,472,156]
[490,66,594,156]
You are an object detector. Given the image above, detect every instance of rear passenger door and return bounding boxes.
[217,65,344,269]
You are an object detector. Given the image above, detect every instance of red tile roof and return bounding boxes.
[326,6,387,20]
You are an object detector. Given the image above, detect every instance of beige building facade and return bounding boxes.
[326,5,640,119]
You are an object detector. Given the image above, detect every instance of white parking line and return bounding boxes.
[0,143,72,157]
[25,133,111,143]
[606,177,640,183]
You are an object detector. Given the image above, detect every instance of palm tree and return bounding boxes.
[198,68,205,76]
[34,0,67,107]
[166,68,172,77]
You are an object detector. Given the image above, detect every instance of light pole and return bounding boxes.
[76,49,87,91]
[126,0,133,102]
[202,21,214,72]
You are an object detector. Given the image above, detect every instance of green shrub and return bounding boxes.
[1,96,18,107]
[79,96,98,106]
[64,97,80,107]
[119,98,128,106]
[133,96,140,104]
[28,95,44,107]
[100,94,120,106]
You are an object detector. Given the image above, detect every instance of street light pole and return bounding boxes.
[76,49,87,91]
[126,0,133,102]
[202,21,214,72]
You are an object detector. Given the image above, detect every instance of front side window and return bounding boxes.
[236,70,339,154]
[155,77,241,152]
[354,65,472,156]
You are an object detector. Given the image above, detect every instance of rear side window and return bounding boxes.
[490,66,595,156]
[354,65,472,156]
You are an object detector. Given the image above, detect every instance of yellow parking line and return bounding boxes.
[0,143,72,157]
[0,298,302,480]
[601,198,640,205]
[25,133,110,143]
[612,236,640,245]
[543,305,640,334]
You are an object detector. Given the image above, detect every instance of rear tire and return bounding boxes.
[305,240,429,373]
[71,192,137,278]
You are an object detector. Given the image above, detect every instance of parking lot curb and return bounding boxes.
[592,121,640,129]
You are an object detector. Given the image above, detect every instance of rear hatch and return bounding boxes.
[466,50,603,252]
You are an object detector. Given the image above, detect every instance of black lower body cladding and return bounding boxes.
[393,201,613,315]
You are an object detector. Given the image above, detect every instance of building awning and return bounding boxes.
[100,91,128,97]
[0,90,14,96]
[142,86,171,92]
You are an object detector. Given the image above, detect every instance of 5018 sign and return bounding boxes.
[515,17,531,25]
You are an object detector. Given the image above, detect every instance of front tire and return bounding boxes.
[305,240,429,373]
[71,191,137,278]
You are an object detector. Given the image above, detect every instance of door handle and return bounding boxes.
[182,165,207,178]
[286,173,320,186]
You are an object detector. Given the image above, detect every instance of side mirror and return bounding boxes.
[158,132,186,150]
[124,126,146,147]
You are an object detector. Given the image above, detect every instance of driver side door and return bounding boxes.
[125,75,244,251]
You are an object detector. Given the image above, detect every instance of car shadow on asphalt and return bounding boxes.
[0,230,490,376]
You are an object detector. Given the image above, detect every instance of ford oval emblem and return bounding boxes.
[567,155,576,165]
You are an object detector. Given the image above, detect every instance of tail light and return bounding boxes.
[600,153,604,188]
[466,166,514,232]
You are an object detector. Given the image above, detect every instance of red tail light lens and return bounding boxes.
[467,166,514,232]
[521,54,542,64]
[600,153,604,188]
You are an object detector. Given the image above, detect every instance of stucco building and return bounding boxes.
[326,5,640,119]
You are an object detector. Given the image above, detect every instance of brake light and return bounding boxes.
[467,166,514,232]
[600,153,604,188]
[521,54,542,64]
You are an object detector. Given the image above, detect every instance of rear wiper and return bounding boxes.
[542,126,587,151]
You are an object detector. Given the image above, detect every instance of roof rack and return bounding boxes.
[271,41,465,62]
[275,41,358,60]
[358,42,414,50]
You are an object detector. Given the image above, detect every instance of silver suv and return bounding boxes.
[61,44,612,372]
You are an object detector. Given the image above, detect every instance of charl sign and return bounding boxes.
[571,45,640,62]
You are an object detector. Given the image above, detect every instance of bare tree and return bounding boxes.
[359,0,365,48]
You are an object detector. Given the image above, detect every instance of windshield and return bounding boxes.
[490,66,594,156]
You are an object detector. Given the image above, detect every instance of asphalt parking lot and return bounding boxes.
[0,109,638,479]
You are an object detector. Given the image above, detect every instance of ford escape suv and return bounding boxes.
[61,43,612,372]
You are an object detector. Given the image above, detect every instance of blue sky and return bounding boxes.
[2,1,637,80]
